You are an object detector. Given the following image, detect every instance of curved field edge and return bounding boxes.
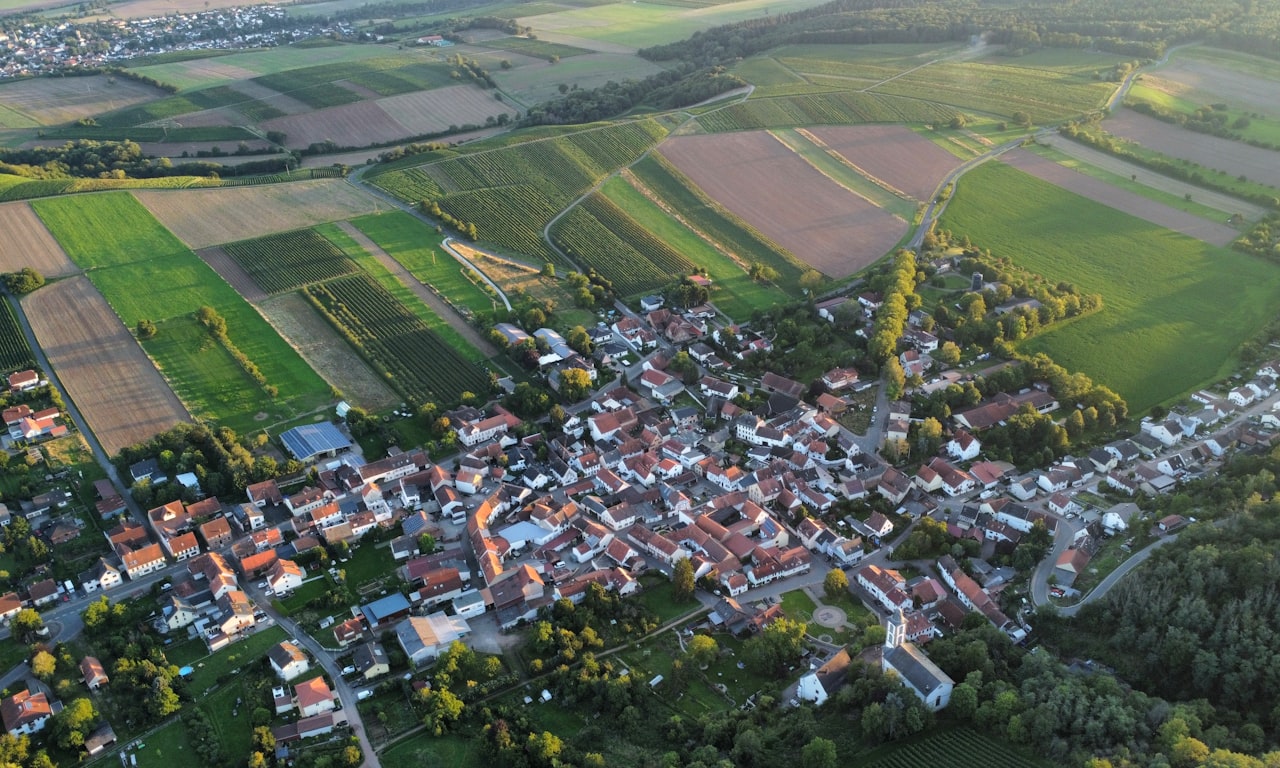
[939,162,1280,413]
[31,192,334,431]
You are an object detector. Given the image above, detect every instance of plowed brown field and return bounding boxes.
[0,75,162,126]
[133,180,379,248]
[0,203,78,276]
[805,125,962,201]
[1106,108,1280,189]
[25,276,189,455]
[1001,150,1239,246]
[659,132,906,278]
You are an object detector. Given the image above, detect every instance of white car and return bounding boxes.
[257,582,269,589]
[356,690,373,701]
[342,666,356,675]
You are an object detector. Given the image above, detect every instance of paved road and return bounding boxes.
[1030,514,1081,606]
[5,292,141,521]
[1055,534,1176,617]
[253,587,381,768]
[908,135,1032,252]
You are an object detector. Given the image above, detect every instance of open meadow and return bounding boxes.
[940,162,1280,413]
[0,202,77,276]
[23,276,190,455]
[1146,47,1280,117]
[659,131,906,278]
[133,180,380,249]
[33,193,333,431]
[126,43,405,91]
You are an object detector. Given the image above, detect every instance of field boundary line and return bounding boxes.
[619,168,751,273]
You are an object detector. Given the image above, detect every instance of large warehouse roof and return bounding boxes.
[280,422,352,462]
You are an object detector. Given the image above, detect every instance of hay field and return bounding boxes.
[24,276,189,455]
[133,179,380,248]
[0,203,78,276]
[659,131,905,278]
[0,75,162,127]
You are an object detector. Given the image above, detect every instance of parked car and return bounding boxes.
[342,666,356,675]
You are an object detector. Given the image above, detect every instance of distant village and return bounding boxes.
[0,6,342,78]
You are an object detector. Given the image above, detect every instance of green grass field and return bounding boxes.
[185,625,288,692]
[529,0,830,48]
[599,176,788,319]
[381,732,484,768]
[33,193,333,430]
[940,162,1280,413]
[348,212,496,314]
[133,720,196,768]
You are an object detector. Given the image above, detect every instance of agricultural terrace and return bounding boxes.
[1103,109,1280,189]
[348,211,495,315]
[1000,150,1240,246]
[659,131,906,278]
[696,91,956,133]
[629,153,808,290]
[222,229,359,295]
[33,193,332,430]
[599,175,789,320]
[373,118,670,264]
[940,162,1280,413]
[305,273,491,405]
[133,180,380,249]
[0,74,162,128]
[0,203,77,276]
[0,300,35,374]
[23,276,189,455]
[551,192,695,297]
[860,727,1053,768]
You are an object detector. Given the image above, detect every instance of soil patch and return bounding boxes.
[0,202,78,277]
[1105,108,1280,189]
[256,292,399,411]
[133,179,380,249]
[804,124,962,201]
[659,131,906,278]
[24,276,190,455]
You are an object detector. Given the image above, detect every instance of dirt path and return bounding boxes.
[334,221,499,358]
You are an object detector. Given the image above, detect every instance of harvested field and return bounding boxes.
[1001,149,1239,247]
[227,80,311,115]
[804,124,961,201]
[106,0,284,18]
[1150,57,1280,115]
[1105,108,1280,189]
[378,85,518,136]
[335,80,381,100]
[263,101,409,150]
[1043,138,1267,219]
[262,85,516,149]
[0,75,162,127]
[0,203,78,276]
[256,292,398,411]
[24,275,189,455]
[658,132,905,278]
[197,246,268,303]
[133,180,379,249]
[169,107,241,127]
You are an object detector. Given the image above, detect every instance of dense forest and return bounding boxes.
[1035,443,1280,765]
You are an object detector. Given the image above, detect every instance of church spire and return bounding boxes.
[885,607,907,650]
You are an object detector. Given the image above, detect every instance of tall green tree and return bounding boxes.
[672,558,695,602]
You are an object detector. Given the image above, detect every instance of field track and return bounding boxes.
[333,221,498,358]
[659,132,905,278]
[804,124,961,201]
[134,180,380,249]
[24,276,189,456]
[1105,108,1280,189]
[1001,149,1240,246]
[0,203,78,277]
[197,246,269,303]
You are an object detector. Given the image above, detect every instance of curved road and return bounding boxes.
[1053,534,1178,617]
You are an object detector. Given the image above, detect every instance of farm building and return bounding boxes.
[280,423,353,462]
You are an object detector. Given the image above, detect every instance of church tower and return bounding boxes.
[884,607,907,651]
